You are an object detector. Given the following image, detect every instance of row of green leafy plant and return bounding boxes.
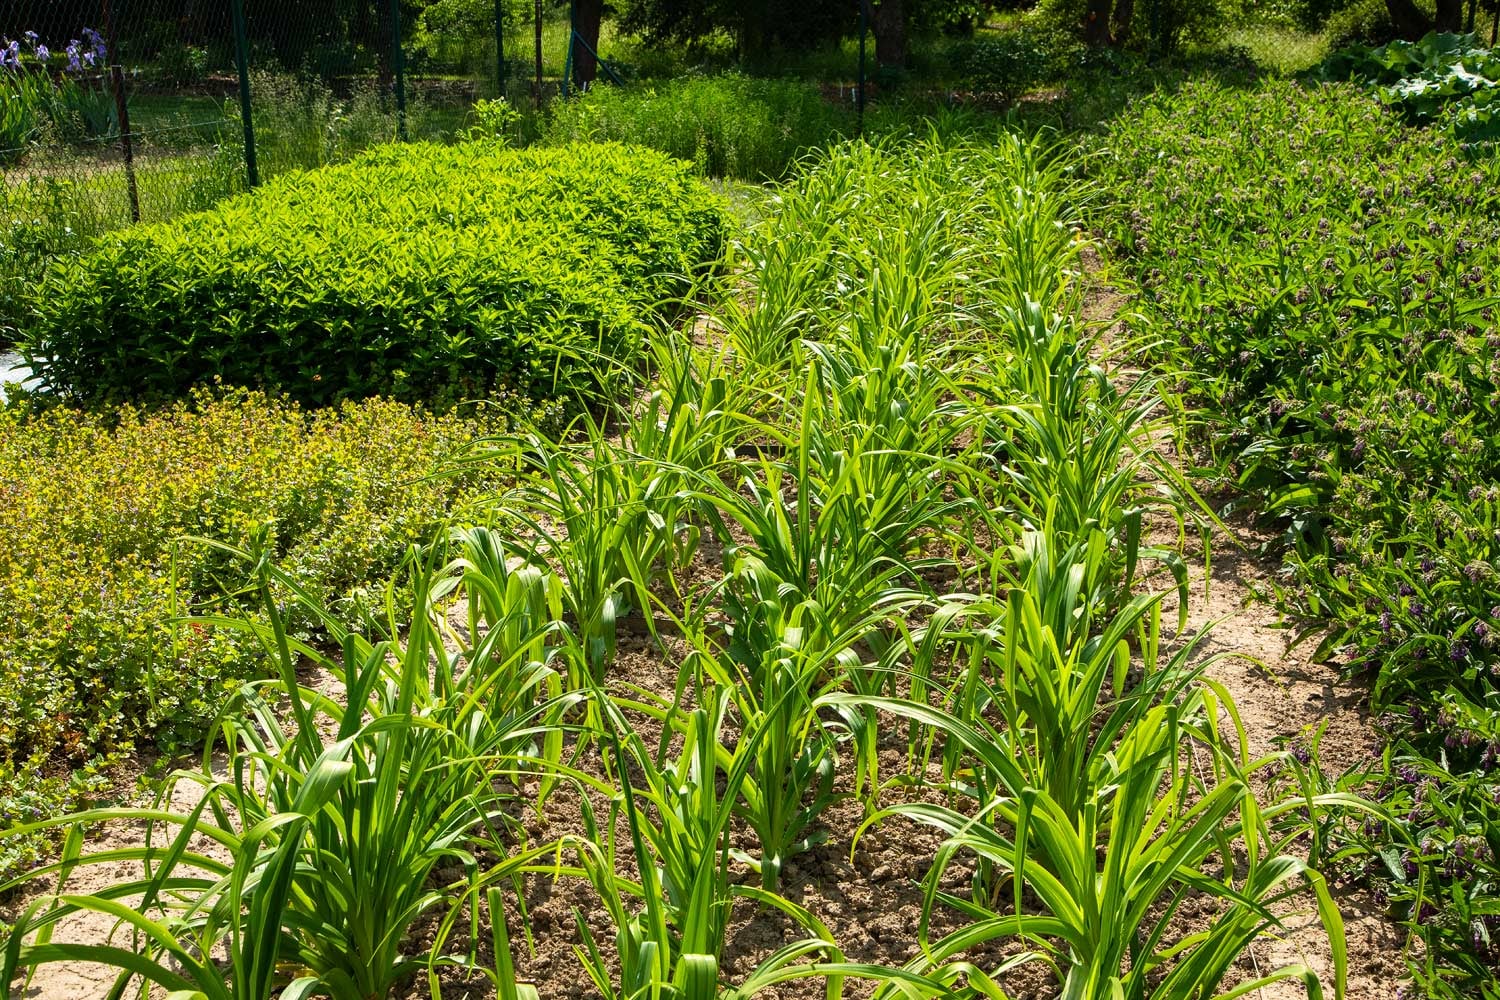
[18,139,727,408]
[1089,76,1500,997]
[2,132,1358,1000]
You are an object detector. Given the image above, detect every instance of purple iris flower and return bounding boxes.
[81,27,106,62]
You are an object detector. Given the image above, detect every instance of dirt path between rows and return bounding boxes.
[1086,255,1409,998]
[1154,518,1409,998]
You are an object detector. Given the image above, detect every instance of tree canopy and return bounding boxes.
[615,0,993,63]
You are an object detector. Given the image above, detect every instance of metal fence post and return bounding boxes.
[390,0,408,140]
[109,65,141,222]
[562,0,575,98]
[231,0,259,187]
[857,0,867,137]
[533,0,543,107]
[101,0,139,222]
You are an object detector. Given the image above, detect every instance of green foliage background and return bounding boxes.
[543,75,849,179]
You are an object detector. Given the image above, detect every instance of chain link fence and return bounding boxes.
[0,1,552,340]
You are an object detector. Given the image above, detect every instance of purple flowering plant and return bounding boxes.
[2,26,106,75]
[1096,75,1500,1000]
[1,26,114,156]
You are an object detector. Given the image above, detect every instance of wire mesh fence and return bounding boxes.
[0,1,553,339]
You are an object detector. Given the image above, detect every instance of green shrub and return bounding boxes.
[0,388,514,880]
[1031,0,1231,52]
[22,141,727,407]
[1237,0,1362,30]
[953,25,1073,101]
[1324,0,1410,48]
[1321,31,1500,142]
[542,75,849,180]
[1092,78,1500,707]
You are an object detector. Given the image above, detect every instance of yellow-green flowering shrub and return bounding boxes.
[0,389,511,877]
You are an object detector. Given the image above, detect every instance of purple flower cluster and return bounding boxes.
[1,26,105,73]
[71,28,107,71]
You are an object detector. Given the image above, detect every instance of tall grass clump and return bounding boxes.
[2,549,580,1000]
[543,75,850,180]
[245,70,461,179]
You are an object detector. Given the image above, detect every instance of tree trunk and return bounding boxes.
[870,0,906,68]
[1112,0,1136,45]
[1434,0,1463,30]
[572,0,603,88]
[1083,0,1113,45]
[533,0,543,103]
[740,16,767,64]
[376,0,393,95]
[1384,0,1435,37]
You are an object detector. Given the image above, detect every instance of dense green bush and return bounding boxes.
[1091,77,1500,996]
[0,388,512,880]
[1031,0,1230,51]
[1237,0,1361,30]
[1322,31,1500,142]
[542,75,849,180]
[953,24,1073,101]
[23,141,727,407]
[1324,0,1411,48]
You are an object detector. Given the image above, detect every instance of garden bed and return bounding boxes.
[1,132,1379,1000]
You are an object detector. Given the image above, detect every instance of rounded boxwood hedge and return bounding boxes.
[22,141,727,407]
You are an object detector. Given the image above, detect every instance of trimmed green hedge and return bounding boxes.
[22,141,726,406]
